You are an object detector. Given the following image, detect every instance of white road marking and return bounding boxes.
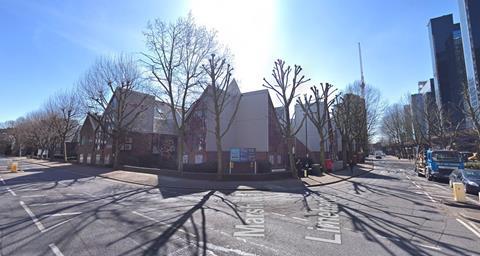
[44,212,82,217]
[132,211,197,237]
[0,177,6,185]
[406,176,411,180]
[457,218,480,238]
[198,241,256,256]
[21,195,44,198]
[29,200,86,206]
[49,243,64,256]
[292,217,308,222]
[44,219,72,232]
[20,201,45,232]
[468,221,480,234]
[413,243,442,251]
[16,188,44,191]
[423,192,437,203]
[6,187,16,196]
[271,212,286,217]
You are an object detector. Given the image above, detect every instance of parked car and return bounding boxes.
[374,151,383,159]
[449,169,480,194]
[460,151,474,162]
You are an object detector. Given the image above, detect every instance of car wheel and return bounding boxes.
[426,170,432,181]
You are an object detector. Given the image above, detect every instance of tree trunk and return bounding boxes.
[177,132,184,174]
[113,137,120,169]
[215,112,223,179]
[288,137,297,178]
[318,128,325,169]
[216,138,223,179]
[63,139,68,162]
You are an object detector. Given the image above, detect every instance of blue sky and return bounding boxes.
[0,0,459,122]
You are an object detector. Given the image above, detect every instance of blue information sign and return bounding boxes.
[230,148,256,162]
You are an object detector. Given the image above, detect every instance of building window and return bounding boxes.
[195,154,203,164]
[277,155,282,165]
[269,155,275,164]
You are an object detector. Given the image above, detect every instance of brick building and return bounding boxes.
[184,80,287,170]
[77,90,177,167]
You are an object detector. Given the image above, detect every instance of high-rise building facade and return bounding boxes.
[458,0,480,113]
[428,14,467,127]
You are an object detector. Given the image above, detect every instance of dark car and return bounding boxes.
[449,169,480,194]
[460,152,474,162]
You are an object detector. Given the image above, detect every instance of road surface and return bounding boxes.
[1,156,479,255]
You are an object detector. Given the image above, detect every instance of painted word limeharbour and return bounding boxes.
[305,195,341,244]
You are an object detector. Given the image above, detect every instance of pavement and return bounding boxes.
[9,158,373,191]
[1,155,480,255]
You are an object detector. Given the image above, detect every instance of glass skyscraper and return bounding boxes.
[428,14,467,127]
[458,0,480,113]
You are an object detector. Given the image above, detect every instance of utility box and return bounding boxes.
[452,182,466,202]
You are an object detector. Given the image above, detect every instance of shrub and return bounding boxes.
[184,162,217,173]
[256,160,272,173]
[465,161,480,169]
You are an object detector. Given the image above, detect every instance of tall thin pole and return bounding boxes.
[358,42,365,98]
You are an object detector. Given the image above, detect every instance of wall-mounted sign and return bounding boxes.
[230,148,256,162]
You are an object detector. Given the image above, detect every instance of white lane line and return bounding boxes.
[132,211,197,237]
[49,243,65,256]
[292,217,308,222]
[44,212,82,217]
[406,176,411,180]
[6,187,16,196]
[271,212,286,217]
[423,192,437,203]
[29,200,86,206]
[413,243,441,251]
[457,218,480,238]
[468,221,480,234]
[21,195,44,198]
[44,219,72,232]
[20,201,45,232]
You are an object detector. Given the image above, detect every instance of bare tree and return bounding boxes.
[263,59,310,177]
[462,84,480,151]
[333,93,368,162]
[202,54,241,178]
[45,90,81,162]
[143,14,217,173]
[297,83,337,168]
[346,81,385,143]
[78,55,149,168]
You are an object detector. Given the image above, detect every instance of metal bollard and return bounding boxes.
[452,182,466,202]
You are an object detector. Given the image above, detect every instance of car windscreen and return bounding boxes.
[464,170,480,179]
[432,151,460,162]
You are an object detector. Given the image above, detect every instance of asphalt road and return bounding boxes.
[1,156,480,256]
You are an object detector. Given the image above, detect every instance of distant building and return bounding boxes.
[410,93,426,140]
[413,79,439,141]
[292,102,342,162]
[458,0,480,120]
[428,14,468,127]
